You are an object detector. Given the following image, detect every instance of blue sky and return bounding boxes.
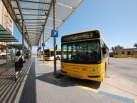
[14,0,137,54]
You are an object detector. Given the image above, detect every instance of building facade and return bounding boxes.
[115,48,137,55]
[0,0,13,53]
[113,48,137,58]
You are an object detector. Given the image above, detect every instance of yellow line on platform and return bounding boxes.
[135,100,137,103]
[75,84,99,93]
[47,76,60,81]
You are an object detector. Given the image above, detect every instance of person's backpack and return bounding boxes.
[19,56,23,63]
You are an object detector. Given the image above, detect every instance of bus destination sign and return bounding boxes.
[61,31,100,42]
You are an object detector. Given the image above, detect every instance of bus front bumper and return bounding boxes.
[61,70,103,82]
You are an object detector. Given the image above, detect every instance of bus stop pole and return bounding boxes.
[30,46,32,58]
[40,38,41,60]
[6,45,8,71]
[22,20,24,56]
[53,0,56,75]
[37,45,38,58]
[43,32,44,63]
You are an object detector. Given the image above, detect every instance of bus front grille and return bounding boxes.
[88,76,100,78]
[61,70,67,74]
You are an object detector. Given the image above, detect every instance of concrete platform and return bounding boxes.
[0,57,136,103]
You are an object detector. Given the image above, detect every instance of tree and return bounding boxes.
[115,45,124,49]
[134,43,137,48]
[111,45,123,51]
[111,45,124,54]
[111,47,114,51]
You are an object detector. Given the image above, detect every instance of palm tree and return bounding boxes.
[134,43,137,48]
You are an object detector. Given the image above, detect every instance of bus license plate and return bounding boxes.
[70,75,83,79]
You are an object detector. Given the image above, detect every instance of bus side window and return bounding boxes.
[102,47,106,54]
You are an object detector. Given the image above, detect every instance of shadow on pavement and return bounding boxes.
[36,70,101,89]
[19,57,36,103]
[0,58,36,103]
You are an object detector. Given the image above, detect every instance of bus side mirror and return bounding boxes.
[102,47,106,54]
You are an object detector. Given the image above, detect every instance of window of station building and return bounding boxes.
[127,51,131,55]
[121,51,124,54]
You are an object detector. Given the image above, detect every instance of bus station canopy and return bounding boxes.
[8,44,27,50]
[2,0,83,47]
[0,24,18,42]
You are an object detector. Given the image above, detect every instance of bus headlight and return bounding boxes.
[88,68,100,73]
[61,65,66,69]
[96,68,100,72]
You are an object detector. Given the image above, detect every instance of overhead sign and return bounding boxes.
[37,47,42,51]
[51,30,58,37]
[42,43,45,47]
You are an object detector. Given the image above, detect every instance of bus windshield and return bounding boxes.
[61,40,101,64]
[44,50,50,57]
[44,49,61,57]
[40,51,43,55]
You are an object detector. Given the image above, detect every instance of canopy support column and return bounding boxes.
[53,0,56,75]
[43,32,44,63]
[40,37,41,60]
[22,20,24,55]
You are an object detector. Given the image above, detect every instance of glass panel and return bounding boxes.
[7,48,16,70]
[56,51,61,55]
[0,51,6,75]
[51,51,54,56]
[61,40,101,64]
[68,45,72,61]
[22,10,38,14]
[61,44,67,60]
[40,51,43,55]
[44,50,50,57]
[20,2,39,9]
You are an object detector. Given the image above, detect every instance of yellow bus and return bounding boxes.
[39,51,44,59]
[44,48,61,60]
[60,30,109,82]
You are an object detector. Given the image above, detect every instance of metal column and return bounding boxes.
[43,32,44,63]
[53,0,56,75]
[6,45,8,70]
[37,45,38,57]
[22,20,24,55]
[30,46,32,57]
[40,38,41,60]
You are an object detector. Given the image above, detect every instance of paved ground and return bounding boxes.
[0,57,136,103]
[101,57,137,100]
